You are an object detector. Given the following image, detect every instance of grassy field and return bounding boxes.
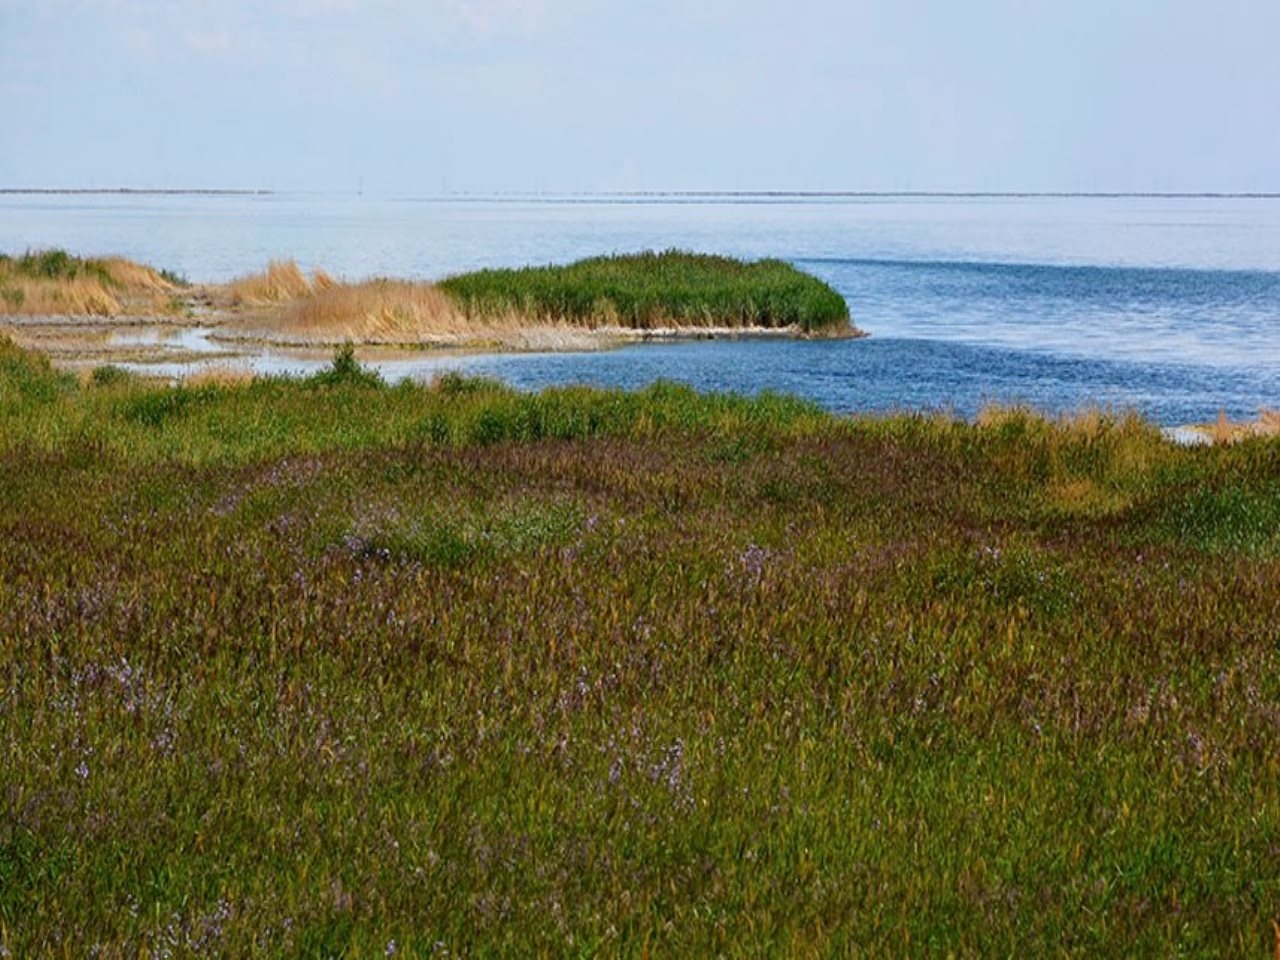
[2,338,1279,956]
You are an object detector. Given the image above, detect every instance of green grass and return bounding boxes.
[2,338,1279,956]
[438,250,854,334]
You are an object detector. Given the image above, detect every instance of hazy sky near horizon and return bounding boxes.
[2,0,1278,193]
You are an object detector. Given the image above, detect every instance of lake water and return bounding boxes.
[3,192,1279,424]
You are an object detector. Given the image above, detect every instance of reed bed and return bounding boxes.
[223,252,856,346]
[263,278,473,343]
[223,259,318,306]
[2,339,1279,956]
[0,250,180,316]
[438,250,855,334]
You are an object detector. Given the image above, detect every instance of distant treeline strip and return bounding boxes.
[0,188,272,196]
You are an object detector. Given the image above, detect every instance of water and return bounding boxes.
[3,192,1279,424]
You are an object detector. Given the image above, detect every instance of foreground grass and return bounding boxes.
[2,339,1279,956]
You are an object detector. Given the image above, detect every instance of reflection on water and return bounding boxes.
[106,326,222,353]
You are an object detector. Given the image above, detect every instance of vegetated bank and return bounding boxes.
[1,249,859,354]
[2,338,1278,956]
[436,249,853,335]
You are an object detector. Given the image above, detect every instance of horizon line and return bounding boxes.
[4,187,1280,200]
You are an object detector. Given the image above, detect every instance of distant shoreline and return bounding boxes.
[3,188,1278,201]
[0,188,273,196]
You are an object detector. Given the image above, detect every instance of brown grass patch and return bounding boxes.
[223,260,313,306]
[233,278,547,345]
[0,256,179,317]
[0,275,123,316]
[1197,408,1280,444]
[283,279,466,340]
[98,257,176,294]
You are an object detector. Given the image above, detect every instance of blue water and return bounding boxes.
[3,192,1278,424]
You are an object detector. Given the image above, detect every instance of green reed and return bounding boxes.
[437,250,853,334]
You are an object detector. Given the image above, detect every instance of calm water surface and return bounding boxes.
[3,193,1278,424]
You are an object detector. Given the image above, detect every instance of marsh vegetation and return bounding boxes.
[436,250,853,334]
[1,250,857,356]
[2,338,1278,955]
[0,250,183,317]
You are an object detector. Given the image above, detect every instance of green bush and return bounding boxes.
[307,342,385,389]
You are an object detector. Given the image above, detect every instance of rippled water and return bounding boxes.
[3,192,1278,423]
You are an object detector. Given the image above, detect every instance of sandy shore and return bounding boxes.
[2,303,861,369]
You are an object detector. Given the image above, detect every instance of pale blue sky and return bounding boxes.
[2,0,1277,193]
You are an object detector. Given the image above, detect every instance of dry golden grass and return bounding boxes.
[0,255,178,317]
[975,403,1029,430]
[280,279,466,340]
[233,278,567,346]
[0,275,122,316]
[1198,408,1280,444]
[223,260,313,306]
[98,257,176,294]
[1207,410,1236,445]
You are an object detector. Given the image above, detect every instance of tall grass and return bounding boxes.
[263,278,469,343]
[2,340,1279,955]
[223,259,318,306]
[0,249,179,316]
[438,250,855,334]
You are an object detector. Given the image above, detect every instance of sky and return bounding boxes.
[2,0,1278,194]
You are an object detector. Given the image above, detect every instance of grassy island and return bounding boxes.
[437,250,852,333]
[2,338,1279,956]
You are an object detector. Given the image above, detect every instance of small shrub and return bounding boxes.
[308,342,385,389]
[90,364,136,387]
[431,371,508,397]
[157,267,190,288]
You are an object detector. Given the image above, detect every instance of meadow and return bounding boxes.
[2,337,1279,956]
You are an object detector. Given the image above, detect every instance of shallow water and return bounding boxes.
[4,192,1278,424]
